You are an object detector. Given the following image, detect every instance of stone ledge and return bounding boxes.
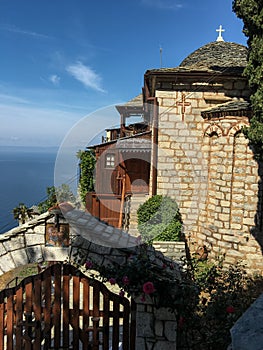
[42,247,70,262]
[230,293,263,350]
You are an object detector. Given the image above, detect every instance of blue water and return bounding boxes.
[0,146,58,233]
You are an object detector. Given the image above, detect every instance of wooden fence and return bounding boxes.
[0,263,136,349]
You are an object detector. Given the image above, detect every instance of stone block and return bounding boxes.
[11,249,29,267]
[153,340,177,350]
[154,308,176,321]
[162,98,176,107]
[3,235,25,251]
[164,321,177,342]
[0,243,7,256]
[136,312,154,337]
[243,217,255,226]
[33,225,45,234]
[155,320,164,337]
[135,337,146,350]
[218,241,232,249]
[0,253,15,272]
[25,233,45,246]
[42,247,69,262]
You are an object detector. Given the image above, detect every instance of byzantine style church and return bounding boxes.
[89,26,262,273]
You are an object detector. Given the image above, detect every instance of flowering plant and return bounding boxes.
[83,242,181,309]
[176,259,263,350]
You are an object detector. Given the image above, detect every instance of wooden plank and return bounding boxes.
[53,264,62,349]
[6,291,14,350]
[122,298,131,350]
[82,278,90,350]
[102,293,110,350]
[0,293,5,350]
[43,267,52,348]
[130,298,137,350]
[24,280,33,350]
[92,282,100,350]
[33,275,42,350]
[15,287,23,349]
[62,264,70,348]
[112,296,120,350]
[72,274,80,349]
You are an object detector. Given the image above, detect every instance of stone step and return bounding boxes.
[127,194,149,231]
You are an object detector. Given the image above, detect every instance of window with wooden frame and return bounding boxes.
[105,153,115,168]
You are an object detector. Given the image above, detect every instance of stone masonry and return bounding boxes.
[152,78,262,275]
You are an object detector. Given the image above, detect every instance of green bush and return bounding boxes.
[37,185,76,213]
[137,195,182,242]
[177,259,263,350]
[77,149,96,204]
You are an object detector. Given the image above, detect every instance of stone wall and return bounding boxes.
[197,116,263,273]
[136,299,177,350]
[153,242,186,263]
[155,90,210,238]
[155,88,263,274]
[0,212,69,275]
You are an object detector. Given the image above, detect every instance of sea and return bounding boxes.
[0,146,59,234]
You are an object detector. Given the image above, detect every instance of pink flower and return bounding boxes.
[109,278,116,285]
[143,281,155,295]
[226,306,235,314]
[119,290,125,298]
[85,260,93,269]
[162,263,167,269]
[122,276,130,285]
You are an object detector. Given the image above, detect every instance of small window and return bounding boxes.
[105,153,115,168]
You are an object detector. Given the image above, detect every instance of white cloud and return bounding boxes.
[0,24,49,39]
[49,74,61,86]
[0,93,29,104]
[66,61,106,93]
[141,0,183,10]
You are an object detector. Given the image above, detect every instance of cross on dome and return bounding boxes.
[216,25,225,42]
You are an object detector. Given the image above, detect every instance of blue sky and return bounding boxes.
[0,0,246,147]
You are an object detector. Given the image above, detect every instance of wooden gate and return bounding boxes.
[0,263,136,350]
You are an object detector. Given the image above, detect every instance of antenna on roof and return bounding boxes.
[160,45,163,68]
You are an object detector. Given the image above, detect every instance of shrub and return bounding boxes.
[37,185,76,213]
[177,258,263,350]
[137,195,182,242]
[77,149,96,204]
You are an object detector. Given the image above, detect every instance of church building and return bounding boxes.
[87,27,263,273]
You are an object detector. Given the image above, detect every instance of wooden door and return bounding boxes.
[124,158,150,194]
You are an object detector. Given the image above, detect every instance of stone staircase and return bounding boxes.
[127,193,149,236]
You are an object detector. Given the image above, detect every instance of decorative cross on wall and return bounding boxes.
[176,93,191,121]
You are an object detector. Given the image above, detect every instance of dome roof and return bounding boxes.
[179,41,247,73]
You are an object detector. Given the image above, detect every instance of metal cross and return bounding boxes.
[176,93,191,121]
[216,25,225,42]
